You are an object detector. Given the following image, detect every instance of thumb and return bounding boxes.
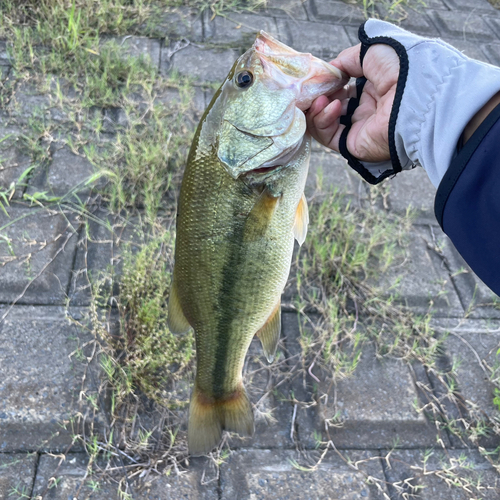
[329,44,364,79]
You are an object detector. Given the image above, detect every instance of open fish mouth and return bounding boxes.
[250,165,282,175]
[244,163,285,184]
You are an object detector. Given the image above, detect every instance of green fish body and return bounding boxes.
[168,32,347,455]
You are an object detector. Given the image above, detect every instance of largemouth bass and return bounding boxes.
[168,32,347,455]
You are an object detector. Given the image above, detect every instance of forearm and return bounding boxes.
[462,90,500,145]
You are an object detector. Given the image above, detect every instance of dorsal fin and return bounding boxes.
[293,193,309,246]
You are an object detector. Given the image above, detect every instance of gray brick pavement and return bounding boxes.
[2,0,500,496]
[0,208,78,304]
[383,448,500,499]
[220,449,387,499]
[0,453,37,499]
[0,307,104,452]
[0,124,33,199]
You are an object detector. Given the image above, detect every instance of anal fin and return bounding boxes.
[256,301,281,363]
[293,193,309,246]
[167,279,191,334]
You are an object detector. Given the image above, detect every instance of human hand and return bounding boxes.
[306,43,400,163]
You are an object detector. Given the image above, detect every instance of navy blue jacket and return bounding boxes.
[435,103,500,296]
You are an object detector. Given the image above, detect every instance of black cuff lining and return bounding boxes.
[347,97,359,115]
[339,98,360,126]
[358,22,409,175]
[339,114,351,127]
[434,101,500,229]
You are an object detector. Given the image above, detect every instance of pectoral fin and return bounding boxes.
[293,193,309,246]
[244,188,279,242]
[257,301,281,363]
[167,280,191,334]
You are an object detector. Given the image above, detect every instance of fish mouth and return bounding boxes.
[242,136,304,183]
[244,163,284,182]
[250,165,282,175]
[254,31,349,110]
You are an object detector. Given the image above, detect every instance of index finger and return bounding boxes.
[329,44,363,79]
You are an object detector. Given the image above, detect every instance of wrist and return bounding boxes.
[462,90,500,145]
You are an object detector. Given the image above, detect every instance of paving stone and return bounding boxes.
[101,35,161,68]
[419,224,500,318]
[386,166,436,219]
[100,83,206,132]
[258,0,308,20]
[282,313,443,449]
[0,64,10,81]
[0,453,37,499]
[142,7,203,41]
[485,16,500,41]
[0,307,104,451]
[417,0,450,9]
[376,229,463,315]
[221,449,388,499]
[442,0,496,11]
[375,6,439,37]
[0,208,79,305]
[204,12,280,47]
[137,458,219,499]
[6,80,101,126]
[32,454,119,499]
[482,42,500,65]
[306,150,368,200]
[0,40,12,65]
[68,212,119,306]
[304,0,367,26]
[153,83,207,115]
[161,45,240,84]
[26,145,96,199]
[70,213,173,306]
[276,19,352,60]
[32,453,219,499]
[383,449,500,499]
[0,124,33,199]
[438,36,492,62]
[431,318,500,424]
[33,453,218,500]
[345,24,362,45]
[7,81,67,122]
[429,11,497,42]
[221,450,390,500]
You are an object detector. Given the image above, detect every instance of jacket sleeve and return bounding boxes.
[434,103,500,296]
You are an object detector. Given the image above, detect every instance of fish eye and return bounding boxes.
[235,71,253,89]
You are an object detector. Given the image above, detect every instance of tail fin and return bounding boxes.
[188,381,254,456]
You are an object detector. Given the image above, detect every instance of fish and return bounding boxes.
[167,31,347,455]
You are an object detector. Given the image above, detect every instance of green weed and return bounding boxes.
[295,189,441,380]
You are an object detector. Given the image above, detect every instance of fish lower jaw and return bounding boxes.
[244,137,304,184]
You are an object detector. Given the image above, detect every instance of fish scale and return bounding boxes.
[167,31,347,455]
